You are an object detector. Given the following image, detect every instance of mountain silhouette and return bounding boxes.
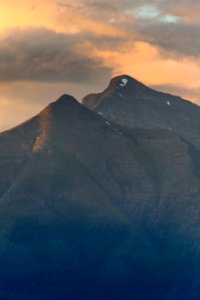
[0,80,200,299]
[83,74,200,149]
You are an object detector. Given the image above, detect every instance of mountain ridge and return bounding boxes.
[0,76,200,299]
[83,74,200,149]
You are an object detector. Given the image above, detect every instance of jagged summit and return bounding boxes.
[83,74,200,149]
[83,74,148,102]
[82,74,154,110]
[107,74,149,91]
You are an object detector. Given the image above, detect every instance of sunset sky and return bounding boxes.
[1,0,200,130]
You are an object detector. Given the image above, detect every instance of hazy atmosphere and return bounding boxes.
[1,0,200,130]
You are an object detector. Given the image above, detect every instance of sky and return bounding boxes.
[1,0,200,131]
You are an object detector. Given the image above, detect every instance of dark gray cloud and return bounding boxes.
[56,0,200,59]
[0,27,112,83]
[56,0,173,19]
[135,21,200,58]
[117,1,200,58]
[0,1,199,87]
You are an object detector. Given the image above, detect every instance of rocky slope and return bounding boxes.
[83,75,200,149]
[0,85,200,299]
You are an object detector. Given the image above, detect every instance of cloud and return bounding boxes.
[163,1,200,22]
[0,27,112,83]
[1,0,200,133]
[56,0,200,59]
[135,21,200,58]
[126,4,160,20]
[129,2,200,59]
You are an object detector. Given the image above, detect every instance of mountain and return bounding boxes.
[83,75,200,149]
[0,83,200,299]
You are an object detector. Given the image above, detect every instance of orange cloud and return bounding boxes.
[55,13,127,36]
[0,0,126,37]
[0,0,200,131]
[89,40,200,102]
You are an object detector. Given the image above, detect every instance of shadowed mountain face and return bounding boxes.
[83,75,200,149]
[1,85,200,299]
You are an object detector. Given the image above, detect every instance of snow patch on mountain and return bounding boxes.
[119,78,128,88]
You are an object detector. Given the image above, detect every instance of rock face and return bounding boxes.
[0,83,200,299]
[83,75,200,149]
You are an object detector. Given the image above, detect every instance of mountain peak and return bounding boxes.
[51,94,79,107]
[82,74,151,109]
[83,74,200,149]
[33,93,104,153]
[107,74,149,92]
[40,94,81,118]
